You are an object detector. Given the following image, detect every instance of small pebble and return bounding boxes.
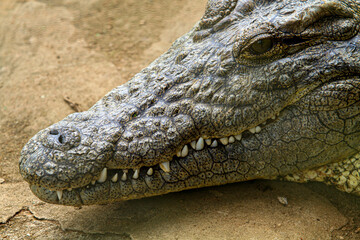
[277,196,288,206]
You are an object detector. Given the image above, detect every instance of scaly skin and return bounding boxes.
[19,0,360,206]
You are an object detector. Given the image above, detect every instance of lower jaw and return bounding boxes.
[30,151,360,206]
[30,166,255,206]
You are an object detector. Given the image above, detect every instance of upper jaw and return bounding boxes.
[25,108,283,206]
[21,106,281,190]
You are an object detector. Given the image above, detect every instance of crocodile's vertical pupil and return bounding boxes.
[249,38,274,55]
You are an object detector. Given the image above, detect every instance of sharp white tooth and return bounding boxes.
[160,161,170,172]
[195,137,204,150]
[211,140,218,147]
[56,190,63,200]
[111,173,118,182]
[190,141,196,149]
[97,168,107,183]
[219,137,229,145]
[67,188,72,191]
[249,127,256,134]
[255,126,261,133]
[176,149,182,157]
[121,172,127,181]
[147,168,153,176]
[205,139,212,145]
[91,180,96,185]
[133,169,140,179]
[235,134,242,141]
[228,136,235,143]
[181,145,189,157]
[145,177,152,186]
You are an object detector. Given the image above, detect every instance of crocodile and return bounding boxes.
[19,0,360,206]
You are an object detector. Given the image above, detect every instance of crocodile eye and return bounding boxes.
[249,38,274,55]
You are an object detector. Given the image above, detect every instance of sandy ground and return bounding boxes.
[0,0,360,239]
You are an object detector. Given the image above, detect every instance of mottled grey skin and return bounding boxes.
[19,0,360,206]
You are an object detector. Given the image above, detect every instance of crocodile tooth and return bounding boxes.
[181,145,189,157]
[235,134,242,141]
[211,140,218,147]
[67,188,72,191]
[176,150,181,157]
[205,139,212,145]
[56,190,63,200]
[228,136,235,143]
[219,137,229,145]
[97,168,107,183]
[249,127,256,134]
[121,172,127,181]
[160,161,170,172]
[195,137,204,150]
[133,169,140,179]
[147,168,153,176]
[190,141,196,149]
[255,126,261,133]
[91,180,96,185]
[111,173,118,182]
[145,177,151,186]
[176,149,182,157]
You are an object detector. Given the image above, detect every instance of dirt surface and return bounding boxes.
[0,0,359,239]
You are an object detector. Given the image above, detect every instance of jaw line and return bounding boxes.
[37,111,282,196]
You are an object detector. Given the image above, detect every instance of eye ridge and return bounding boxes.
[248,38,274,55]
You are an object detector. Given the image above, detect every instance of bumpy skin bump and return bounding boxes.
[19,0,360,206]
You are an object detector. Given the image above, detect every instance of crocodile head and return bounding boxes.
[20,0,360,206]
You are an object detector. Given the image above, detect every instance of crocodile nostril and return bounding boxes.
[58,135,64,144]
[46,127,81,150]
[49,130,59,135]
[49,129,65,144]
